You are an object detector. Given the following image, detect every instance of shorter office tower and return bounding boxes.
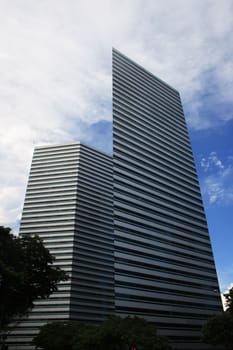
[7,142,114,350]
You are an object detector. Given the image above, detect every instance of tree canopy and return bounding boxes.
[224,286,233,315]
[96,316,171,350]
[34,316,171,350]
[202,312,233,349]
[202,286,233,349]
[33,321,88,350]
[0,226,67,331]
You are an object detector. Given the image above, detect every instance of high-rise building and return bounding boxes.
[7,142,114,349]
[8,49,222,350]
[112,48,222,349]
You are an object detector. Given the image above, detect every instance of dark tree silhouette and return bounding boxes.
[34,316,171,350]
[202,286,233,349]
[0,226,67,331]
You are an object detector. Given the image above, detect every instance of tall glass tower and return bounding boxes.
[112,48,222,349]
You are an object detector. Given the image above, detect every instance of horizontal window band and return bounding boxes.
[114,242,213,269]
[113,65,182,112]
[114,116,195,173]
[115,193,206,225]
[114,175,203,209]
[113,80,186,129]
[113,100,190,153]
[112,52,179,98]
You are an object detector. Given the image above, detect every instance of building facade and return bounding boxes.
[7,142,114,349]
[112,48,222,349]
[8,49,222,350]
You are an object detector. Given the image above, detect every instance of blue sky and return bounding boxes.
[189,116,233,292]
[0,0,233,294]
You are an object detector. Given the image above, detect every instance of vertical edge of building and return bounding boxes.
[112,48,223,349]
[70,143,115,323]
[7,142,114,349]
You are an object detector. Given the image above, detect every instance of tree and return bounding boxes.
[224,286,233,315]
[202,313,233,349]
[96,316,171,350]
[202,286,233,349]
[34,316,171,350]
[0,226,68,331]
[33,321,94,350]
[33,321,98,350]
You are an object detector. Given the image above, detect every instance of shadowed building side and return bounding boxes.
[70,143,114,322]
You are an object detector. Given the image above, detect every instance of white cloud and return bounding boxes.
[201,152,225,172]
[201,153,233,205]
[0,0,233,230]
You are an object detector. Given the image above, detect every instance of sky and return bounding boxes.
[0,0,233,295]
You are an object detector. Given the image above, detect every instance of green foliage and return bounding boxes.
[97,316,171,350]
[202,312,233,349]
[34,321,98,350]
[224,287,233,315]
[202,286,233,349]
[0,226,68,330]
[34,316,171,350]
[33,321,92,350]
